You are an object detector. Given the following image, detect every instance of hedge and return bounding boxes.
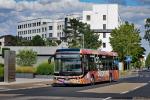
[16,66,36,73]
[0,67,4,77]
[36,62,54,75]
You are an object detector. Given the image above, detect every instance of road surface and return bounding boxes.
[0,70,150,100]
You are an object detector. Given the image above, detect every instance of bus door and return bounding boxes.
[82,55,88,74]
[98,58,110,81]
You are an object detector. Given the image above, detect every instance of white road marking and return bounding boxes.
[79,83,147,94]
[120,83,148,94]
[0,85,51,92]
[120,91,129,94]
[102,97,112,100]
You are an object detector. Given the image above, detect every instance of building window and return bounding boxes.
[42,28,44,32]
[103,24,106,30]
[42,34,44,38]
[37,29,38,33]
[57,33,59,37]
[103,43,106,48]
[103,15,106,20]
[62,32,64,37]
[49,33,53,37]
[45,34,47,38]
[43,22,46,25]
[37,22,41,26]
[57,25,59,30]
[86,15,91,21]
[49,26,53,30]
[32,30,34,33]
[103,33,106,38]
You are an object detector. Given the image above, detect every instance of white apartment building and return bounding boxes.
[17,18,65,40]
[82,4,121,51]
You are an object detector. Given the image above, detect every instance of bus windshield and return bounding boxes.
[54,53,82,76]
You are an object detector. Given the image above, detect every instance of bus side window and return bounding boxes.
[82,55,88,71]
[88,55,97,71]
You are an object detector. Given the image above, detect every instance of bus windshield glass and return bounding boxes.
[54,53,82,76]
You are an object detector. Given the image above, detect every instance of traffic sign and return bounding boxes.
[125,56,132,62]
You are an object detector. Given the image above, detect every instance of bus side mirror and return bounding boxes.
[48,55,54,64]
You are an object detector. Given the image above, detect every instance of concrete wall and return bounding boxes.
[0,43,68,66]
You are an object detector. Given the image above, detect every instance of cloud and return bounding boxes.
[0,0,93,35]
[0,0,16,9]
[119,5,150,28]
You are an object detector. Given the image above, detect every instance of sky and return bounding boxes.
[0,0,149,55]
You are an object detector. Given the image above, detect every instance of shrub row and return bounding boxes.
[16,66,36,73]
[36,62,54,75]
[16,62,54,75]
[0,66,4,77]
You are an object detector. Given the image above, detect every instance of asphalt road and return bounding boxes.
[0,70,150,100]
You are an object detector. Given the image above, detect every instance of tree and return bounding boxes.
[110,22,145,63]
[45,39,61,46]
[144,18,150,45]
[31,35,45,46]
[64,18,101,49]
[16,49,37,66]
[145,53,150,68]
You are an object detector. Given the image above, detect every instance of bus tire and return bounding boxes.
[90,75,95,85]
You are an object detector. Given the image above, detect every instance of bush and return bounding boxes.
[16,66,36,73]
[0,67,4,77]
[16,49,37,66]
[145,53,150,67]
[0,63,4,67]
[36,62,54,75]
[2,48,10,58]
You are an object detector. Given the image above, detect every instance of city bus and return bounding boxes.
[48,48,119,85]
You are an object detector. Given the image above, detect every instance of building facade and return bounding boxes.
[82,4,121,51]
[17,18,65,40]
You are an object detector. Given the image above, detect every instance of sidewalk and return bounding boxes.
[0,78,53,86]
[119,70,138,79]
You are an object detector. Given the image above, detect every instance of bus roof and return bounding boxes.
[56,48,118,57]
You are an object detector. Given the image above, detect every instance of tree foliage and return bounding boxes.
[145,53,150,67]
[45,39,61,46]
[16,49,37,66]
[31,35,45,46]
[144,18,150,45]
[110,22,145,62]
[64,18,101,49]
